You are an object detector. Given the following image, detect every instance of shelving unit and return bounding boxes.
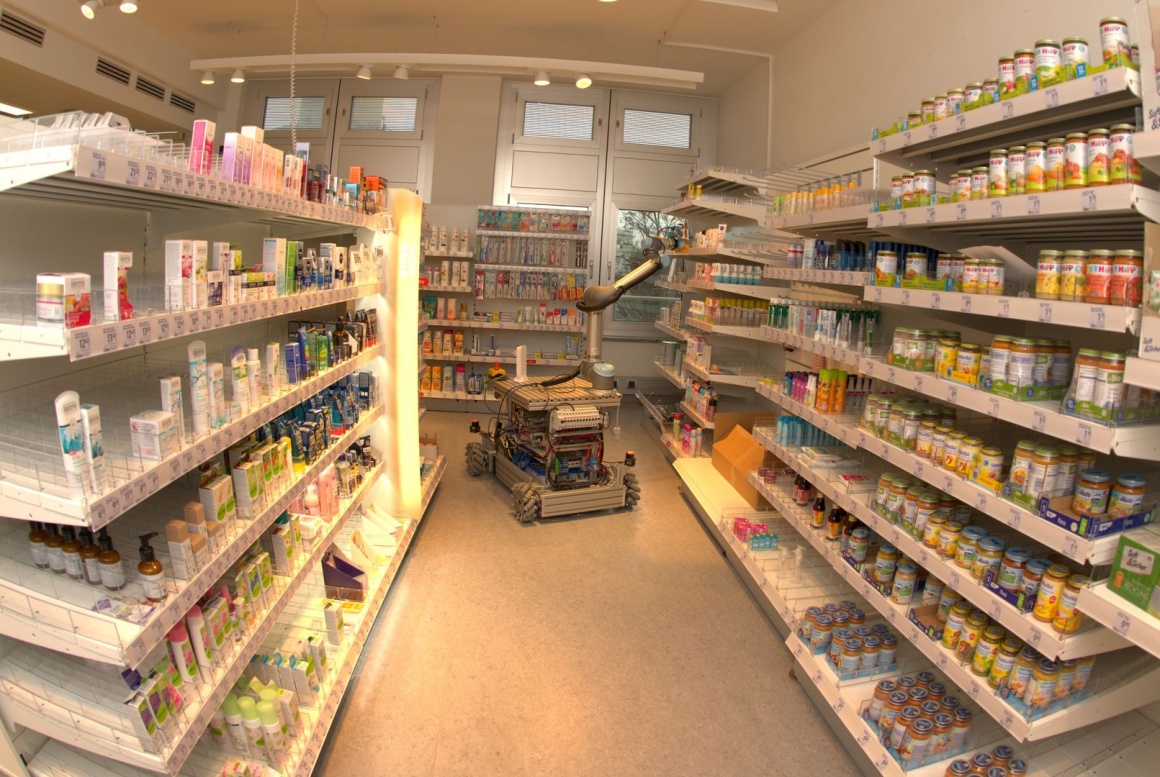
[682,356,762,388]
[0,122,424,777]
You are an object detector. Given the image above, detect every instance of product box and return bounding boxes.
[907,603,945,641]
[129,410,179,462]
[192,240,209,309]
[712,426,771,509]
[981,567,1036,613]
[1037,494,1156,539]
[983,376,1066,402]
[232,461,262,520]
[102,251,133,322]
[164,239,193,311]
[263,238,288,297]
[861,566,893,597]
[37,272,92,328]
[1108,526,1160,616]
[189,119,215,175]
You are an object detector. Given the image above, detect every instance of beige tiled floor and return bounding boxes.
[316,405,860,776]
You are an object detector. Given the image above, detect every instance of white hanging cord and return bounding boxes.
[290,0,300,149]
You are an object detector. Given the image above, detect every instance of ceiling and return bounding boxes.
[136,0,837,96]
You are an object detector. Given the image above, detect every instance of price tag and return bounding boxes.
[1063,535,1080,558]
[950,571,961,590]
[173,315,186,337]
[931,293,941,310]
[147,471,160,493]
[991,200,1003,219]
[101,324,119,353]
[926,206,937,223]
[914,375,924,393]
[956,203,967,221]
[196,176,207,196]
[188,312,200,333]
[1027,194,1042,215]
[157,316,170,341]
[1076,423,1092,447]
[168,458,181,479]
[1008,507,1021,530]
[947,385,958,403]
[89,151,107,180]
[173,171,184,192]
[955,114,967,131]
[876,755,890,771]
[91,501,107,525]
[891,527,901,546]
[987,397,1000,417]
[989,599,1003,620]
[857,730,872,747]
[1002,101,1015,119]
[138,319,153,344]
[1113,611,1132,637]
[1093,73,1109,95]
[899,209,908,226]
[874,287,883,303]
[918,549,929,566]
[1090,306,1106,329]
[976,491,988,511]
[833,697,845,713]
[108,492,122,515]
[144,164,158,189]
[887,367,896,383]
[877,138,887,154]
[937,653,949,670]
[181,450,194,470]
[960,295,972,313]
[929,123,939,140]
[1082,189,1097,211]
[915,461,924,478]
[1002,712,1016,729]
[902,131,912,147]
[968,680,981,699]
[214,308,225,328]
[901,290,910,306]
[161,168,174,190]
[1044,87,1060,109]
[944,475,955,493]
[123,160,141,187]
[207,179,217,199]
[70,328,92,360]
[201,310,212,330]
[875,212,885,228]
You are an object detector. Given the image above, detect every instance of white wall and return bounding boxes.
[716,60,770,169]
[430,76,503,205]
[770,0,1139,165]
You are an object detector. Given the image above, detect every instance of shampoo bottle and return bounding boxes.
[79,528,101,586]
[247,348,262,406]
[44,524,66,575]
[27,522,48,569]
[60,526,83,580]
[166,621,200,685]
[137,532,166,602]
[221,694,252,756]
[186,605,215,671]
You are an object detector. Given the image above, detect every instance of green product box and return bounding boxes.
[983,377,1065,402]
[1108,527,1160,617]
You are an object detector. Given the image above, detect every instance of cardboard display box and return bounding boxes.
[712,425,771,509]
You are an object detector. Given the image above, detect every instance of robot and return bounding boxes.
[465,236,671,522]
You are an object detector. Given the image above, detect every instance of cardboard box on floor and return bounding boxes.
[711,414,771,509]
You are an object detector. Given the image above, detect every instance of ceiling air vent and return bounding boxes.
[135,75,166,101]
[169,92,196,114]
[0,10,46,46]
[96,57,131,85]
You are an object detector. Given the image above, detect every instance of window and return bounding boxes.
[612,209,684,323]
[623,109,692,149]
[348,96,419,132]
[262,96,326,131]
[522,102,595,141]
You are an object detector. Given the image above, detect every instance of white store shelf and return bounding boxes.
[858,358,1160,459]
[475,229,588,240]
[679,401,715,430]
[1078,582,1160,662]
[473,263,586,274]
[662,197,768,226]
[676,167,769,199]
[655,320,693,342]
[0,405,384,669]
[0,283,382,363]
[764,267,872,287]
[872,69,1141,174]
[759,325,864,367]
[419,284,473,293]
[418,406,427,423]
[865,286,1141,335]
[422,250,474,259]
[654,361,686,389]
[1125,356,1160,392]
[659,432,709,460]
[425,318,584,333]
[665,246,784,266]
[683,317,768,342]
[423,353,581,367]
[420,455,446,517]
[422,390,490,402]
[769,204,878,241]
[682,357,762,388]
[0,345,384,530]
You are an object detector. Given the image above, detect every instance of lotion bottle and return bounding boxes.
[79,528,101,586]
[247,348,262,406]
[60,526,83,580]
[44,524,66,575]
[27,522,48,569]
[97,528,125,590]
[186,605,214,671]
[166,621,199,685]
[137,532,166,602]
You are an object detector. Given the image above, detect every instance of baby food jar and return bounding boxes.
[893,562,919,605]
[972,536,1007,581]
[1033,563,1072,622]
[1024,658,1060,708]
[1086,250,1114,304]
[1020,558,1049,602]
[998,547,1034,591]
[938,520,963,559]
[971,625,1006,677]
[957,436,984,477]
[1036,250,1063,299]
[923,513,948,548]
[988,637,1025,689]
[937,588,964,623]
[1008,645,1040,699]
[1025,141,1047,192]
[956,525,988,569]
[1046,137,1067,191]
[954,611,989,663]
[875,544,899,584]
[1088,128,1111,186]
[1053,573,1088,634]
[1064,132,1089,189]
[942,600,973,650]
[1061,249,1089,301]
[1110,249,1144,307]
[1109,473,1146,518]
[1073,469,1112,515]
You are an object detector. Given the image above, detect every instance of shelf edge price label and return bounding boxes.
[1002,712,1016,729]
[956,203,967,221]
[902,130,912,147]
[998,299,1010,318]
[949,572,961,590]
[1044,87,1060,109]
[1028,629,1042,647]
[955,114,967,131]
[930,292,941,309]
[968,680,981,699]
[960,295,971,313]
[874,287,883,303]
[125,160,141,187]
[1038,302,1052,323]
[989,599,1003,619]
[1002,101,1015,119]
[1082,189,1097,211]
[887,367,895,384]
[1076,422,1092,448]
[101,324,119,353]
[70,329,92,360]
[914,375,923,393]
[1032,410,1047,433]
[991,199,1003,219]
[1009,506,1021,530]
[901,290,910,306]
[1090,306,1106,329]
[89,151,107,180]
[926,206,936,223]
[976,490,988,511]
[833,697,845,713]
[1028,195,1041,215]
[856,730,871,748]
[987,397,1000,417]
[929,123,939,140]
[1093,73,1109,95]
[899,209,908,226]
[138,319,153,344]
[1063,535,1080,558]
[1113,611,1132,637]
[947,385,958,403]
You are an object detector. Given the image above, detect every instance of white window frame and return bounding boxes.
[511,85,608,151]
[335,81,429,141]
[601,195,686,338]
[245,80,338,144]
[611,91,714,159]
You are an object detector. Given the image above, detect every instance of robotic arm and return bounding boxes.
[577,237,667,313]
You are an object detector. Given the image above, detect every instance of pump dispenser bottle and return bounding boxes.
[79,528,101,586]
[97,528,125,591]
[137,533,165,602]
[27,522,48,569]
[44,524,65,575]
[60,526,83,580]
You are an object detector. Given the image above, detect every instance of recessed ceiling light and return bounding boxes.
[697,0,779,11]
[534,70,550,86]
[119,0,138,12]
[393,65,410,80]
[230,69,245,84]
[80,0,106,19]
[598,0,618,3]
[200,70,215,85]
[575,73,592,89]
[356,65,372,80]
[0,102,32,117]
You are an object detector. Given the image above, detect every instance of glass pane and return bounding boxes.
[612,209,684,323]
[262,96,325,131]
[349,96,418,131]
[623,109,692,149]
[523,102,594,141]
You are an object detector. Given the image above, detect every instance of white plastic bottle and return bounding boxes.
[237,696,266,758]
[166,621,200,685]
[221,694,252,756]
[257,699,288,764]
[247,348,262,405]
[185,605,215,671]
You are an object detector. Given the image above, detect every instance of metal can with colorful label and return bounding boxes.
[1087,129,1111,186]
[989,149,1009,198]
[1063,37,1089,80]
[1100,17,1131,69]
[1025,141,1046,192]
[1035,40,1063,86]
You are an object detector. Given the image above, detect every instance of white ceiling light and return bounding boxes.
[575,73,592,89]
[230,69,246,83]
[393,65,410,80]
[697,0,779,11]
[597,0,618,3]
[80,0,106,19]
[119,0,138,12]
[356,65,373,80]
[533,70,550,86]
[200,70,215,85]
[0,102,32,117]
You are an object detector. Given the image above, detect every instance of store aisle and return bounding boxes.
[317,404,860,776]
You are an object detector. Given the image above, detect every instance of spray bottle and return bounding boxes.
[237,696,266,758]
